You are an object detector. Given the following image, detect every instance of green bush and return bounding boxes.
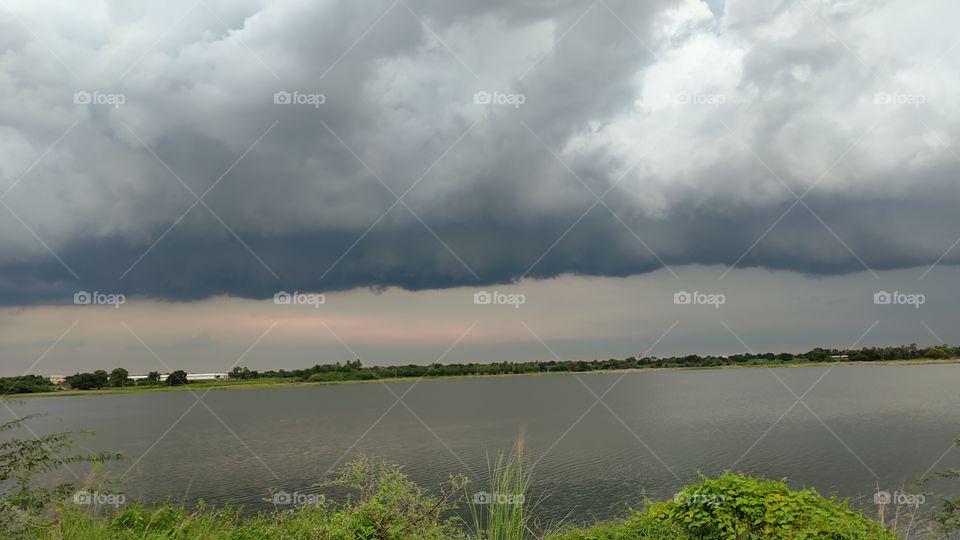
[547,473,896,540]
[650,473,896,539]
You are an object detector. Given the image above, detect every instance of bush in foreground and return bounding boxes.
[550,473,896,539]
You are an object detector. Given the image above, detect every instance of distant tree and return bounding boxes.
[0,375,54,395]
[230,366,253,380]
[66,372,107,390]
[146,371,160,385]
[108,368,129,388]
[166,370,188,386]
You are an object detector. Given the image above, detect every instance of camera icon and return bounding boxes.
[873,92,892,105]
[474,291,492,305]
[72,490,92,505]
[274,291,292,305]
[274,91,292,105]
[874,490,891,505]
[272,490,292,505]
[73,91,92,105]
[473,491,492,504]
[74,291,92,305]
[873,291,892,305]
[473,91,491,105]
[673,291,692,305]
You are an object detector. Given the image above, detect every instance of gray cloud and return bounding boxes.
[1,0,959,304]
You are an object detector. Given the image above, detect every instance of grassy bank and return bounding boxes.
[27,471,898,540]
[16,357,960,399]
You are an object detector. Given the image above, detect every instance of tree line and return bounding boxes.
[1,343,957,395]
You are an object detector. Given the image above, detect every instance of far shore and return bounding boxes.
[6,357,959,400]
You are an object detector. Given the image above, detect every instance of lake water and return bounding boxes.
[4,364,959,532]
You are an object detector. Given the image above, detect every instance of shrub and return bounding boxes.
[650,473,896,539]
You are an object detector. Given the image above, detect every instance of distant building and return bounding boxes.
[48,375,66,384]
[829,355,848,359]
[186,373,229,381]
[128,373,228,381]
[128,374,165,381]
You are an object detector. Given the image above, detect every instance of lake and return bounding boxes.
[4,364,959,531]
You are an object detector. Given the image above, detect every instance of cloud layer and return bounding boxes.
[2,0,959,304]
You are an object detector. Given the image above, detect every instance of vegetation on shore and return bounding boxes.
[3,343,960,398]
[19,468,903,540]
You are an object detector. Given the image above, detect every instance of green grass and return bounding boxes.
[467,437,533,540]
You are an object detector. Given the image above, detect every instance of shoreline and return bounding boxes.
[8,357,959,399]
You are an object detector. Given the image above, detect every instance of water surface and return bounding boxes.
[5,364,959,528]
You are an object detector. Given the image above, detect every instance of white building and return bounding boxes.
[48,375,67,384]
[186,373,229,381]
[128,373,228,381]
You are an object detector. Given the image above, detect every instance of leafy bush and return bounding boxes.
[649,473,896,539]
[547,474,895,540]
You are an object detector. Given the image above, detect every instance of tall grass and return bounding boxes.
[469,435,533,540]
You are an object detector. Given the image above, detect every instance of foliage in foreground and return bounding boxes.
[32,457,469,540]
[550,473,897,540]
[26,472,900,540]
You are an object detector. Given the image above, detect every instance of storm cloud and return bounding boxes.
[2,0,959,304]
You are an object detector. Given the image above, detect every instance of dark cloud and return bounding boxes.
[1,0,958,305]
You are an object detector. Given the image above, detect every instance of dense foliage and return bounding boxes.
[0,376,55,395]
[550,474,897,539]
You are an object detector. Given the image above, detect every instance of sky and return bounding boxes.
[1,0,958,375]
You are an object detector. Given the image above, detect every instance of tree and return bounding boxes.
[66,371,108,390]
[166,370,188,386]
[146,371,160,385]
[108,368,129,388]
